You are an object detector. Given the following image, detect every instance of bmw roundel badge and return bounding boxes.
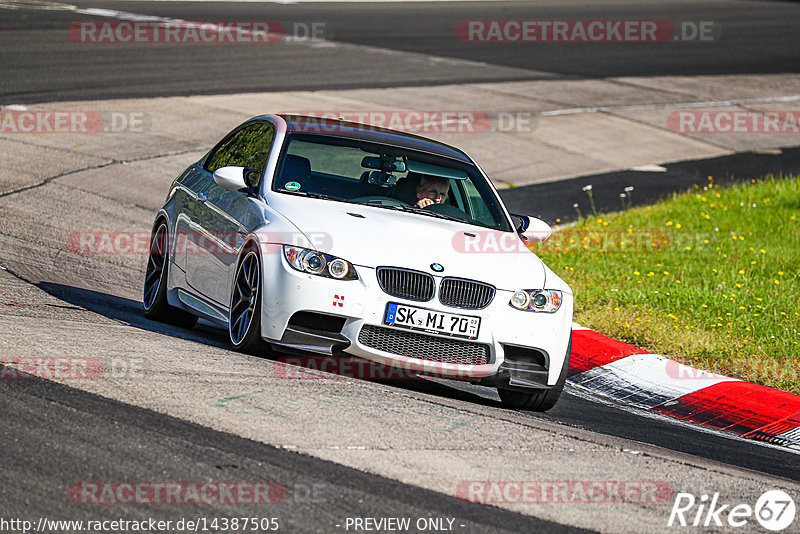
[430,263,444,273]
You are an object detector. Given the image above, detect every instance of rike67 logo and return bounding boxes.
[668,490,795,531]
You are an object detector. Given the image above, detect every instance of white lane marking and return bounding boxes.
[569,352,738,410]
[628,164,667,172]
[0,0,76,10]
[776,427,800,450]
[540,95,800,116]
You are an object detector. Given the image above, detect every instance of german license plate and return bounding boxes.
[384,302,480,340]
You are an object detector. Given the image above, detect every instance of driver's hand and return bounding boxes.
[416,198,435,208]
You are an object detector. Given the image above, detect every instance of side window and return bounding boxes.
[225,122,275,176]
[461,178,494,225]
[205,129,244,173]
[449,179,467,211]
[204,122,275,183]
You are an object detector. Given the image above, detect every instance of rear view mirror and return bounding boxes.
[405,160,467,180]
[361,156,406,173]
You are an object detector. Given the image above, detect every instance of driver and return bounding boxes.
[415,176,450,208]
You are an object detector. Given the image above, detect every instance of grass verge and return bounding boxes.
[531,174,800,394]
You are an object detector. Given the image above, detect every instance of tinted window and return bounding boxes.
[205,122,275,183]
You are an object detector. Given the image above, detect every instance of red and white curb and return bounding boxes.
[568,324,800,451]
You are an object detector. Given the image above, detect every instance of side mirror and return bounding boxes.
[511,214,552,242]
[213,166,259,193]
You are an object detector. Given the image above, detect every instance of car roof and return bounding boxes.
[271,114,473,164]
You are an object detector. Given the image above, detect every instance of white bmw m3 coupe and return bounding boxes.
[143,114,573,411]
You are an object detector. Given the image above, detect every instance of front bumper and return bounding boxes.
[260,253,573,387]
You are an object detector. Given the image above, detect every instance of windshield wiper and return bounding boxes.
[276,189,334,200]
[386,204,467,223]
[347,200,500,228]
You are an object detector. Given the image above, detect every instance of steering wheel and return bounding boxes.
[422,202,470,220]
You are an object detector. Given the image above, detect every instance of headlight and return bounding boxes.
[283,246,358,280]
[509,289,562,313]
[510,290,531,309]
[327,258,349,279]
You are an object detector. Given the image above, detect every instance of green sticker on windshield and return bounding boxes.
[285,181,301,191]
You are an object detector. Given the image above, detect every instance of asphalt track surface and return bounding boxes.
[1,366,587,534]
[0,0,799,103]
[15,281,800,483]
[2,1,800,532]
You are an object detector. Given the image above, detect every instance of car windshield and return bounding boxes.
[272,134,511,231]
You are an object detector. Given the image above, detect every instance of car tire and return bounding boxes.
[229,245,270,355]
[498,333,572,412]
[143,220,198,328]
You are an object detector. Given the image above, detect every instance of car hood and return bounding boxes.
[267,194,547,291]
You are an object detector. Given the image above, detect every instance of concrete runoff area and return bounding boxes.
[1,74,800,532]
[2,73,800,191]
